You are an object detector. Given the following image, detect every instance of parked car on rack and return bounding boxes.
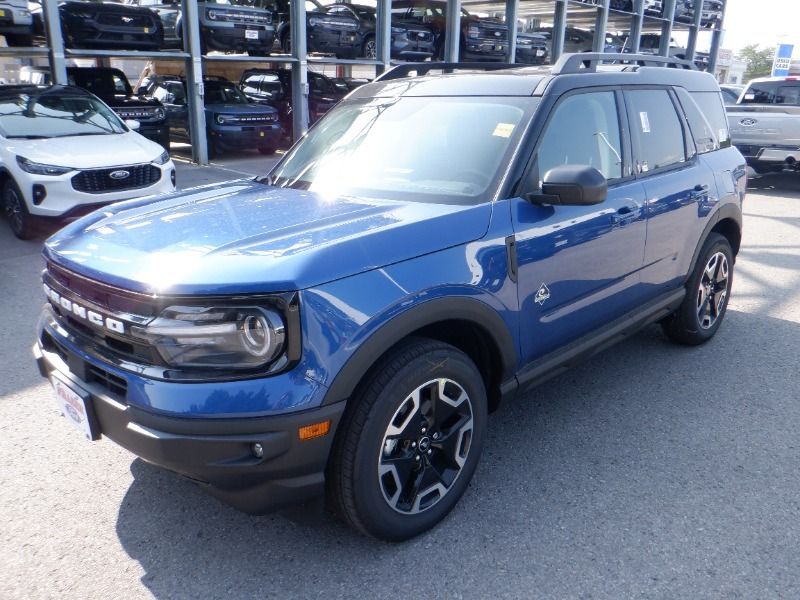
[727,77,800,173]
[65,67,170,150]
[275,0,362,58]
[534,26,623,55]
[515,32,548,65]
[322,3,434,60]
[391,0,508,61]
[28,0,165,50]
[239,68,344,142]
[623,33,709,70]
[0,85,175,239]
[125,0,275,55]
[143,76,281,157]
[0,0,33,46]
[33,54,745,542]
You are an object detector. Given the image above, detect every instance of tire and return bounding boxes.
[661,233,734,345]
[280,31,291,54]
[327,338,487,541]
[5,33,34,47]
[362,35,376,59]
[257,146,276,155]
[3,179,34,240]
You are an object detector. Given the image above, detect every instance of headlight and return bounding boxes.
[517,38,533,46]
[16,156,73,176]
[132,305,286,369]
[207,9,219,20]
[467,24,480,39]
[154,107,166,120]
[216,113,227,124]
[308,16,318,26]
[391,26,406,34]
[152,150,170,166]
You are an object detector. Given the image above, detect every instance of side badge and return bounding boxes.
[535,283,551,306]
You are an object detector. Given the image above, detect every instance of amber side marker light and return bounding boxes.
[298,420,331,441]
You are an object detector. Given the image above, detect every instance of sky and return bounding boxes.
[718,0,800,54]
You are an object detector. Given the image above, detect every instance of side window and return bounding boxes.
[691,91,732,149]
[675,87,717,154]
[626,89,686,173]
[536,91,624,182]
[241,75,262,95]
[741,81,800,105]
[112,74,128,94]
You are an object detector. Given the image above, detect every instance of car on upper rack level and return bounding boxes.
[33,54,746,543]
[0,85,174,239]
[275,0,362,58]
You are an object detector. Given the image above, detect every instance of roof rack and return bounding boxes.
[375,62,521,82]
[552,52,697,74]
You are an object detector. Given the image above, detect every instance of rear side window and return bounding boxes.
[741,81,800,105]
[675,87,717,154]
[691,91,731,149]
[536,91,624,182]
[626,89,685,173]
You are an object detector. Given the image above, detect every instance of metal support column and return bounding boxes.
[290,0,309,141]
[505,0,518,64]
[377,0,392,74]
[182,0,208,165]
[592,0,610,54]
[444,0,461,62]
[628,0,644,53]
[707,0,728,74]
[551,0,567,63]
[685,0,704,61]
[43,0,66,84]
[658,0,676,56]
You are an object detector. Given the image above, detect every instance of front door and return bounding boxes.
[511,89,648,363]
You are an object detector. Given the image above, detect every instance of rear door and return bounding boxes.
[624,88,717,295]
[511,88,648,362]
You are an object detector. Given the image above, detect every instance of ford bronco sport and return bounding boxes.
[34,54,746,542]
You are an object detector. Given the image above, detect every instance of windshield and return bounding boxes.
[205,81,250,104]
[0,91,127,139]
[266,96,531,205]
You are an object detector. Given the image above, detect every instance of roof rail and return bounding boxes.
[553,52,697,74]
[375,62,521,82]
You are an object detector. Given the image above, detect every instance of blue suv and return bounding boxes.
[34,54,746,541]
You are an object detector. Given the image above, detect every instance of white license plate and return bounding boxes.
[245,29,259,40]
[51,375,96,441]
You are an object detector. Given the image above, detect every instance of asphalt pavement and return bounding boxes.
[1,164,799,599]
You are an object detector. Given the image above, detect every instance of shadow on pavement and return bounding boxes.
[115,310,800,598]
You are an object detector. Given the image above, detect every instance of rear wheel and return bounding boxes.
[3,179,34,240]
[328,338,487,541]
[661,233,733,345]
[362,35,377,59]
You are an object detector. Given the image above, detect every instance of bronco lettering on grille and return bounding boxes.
[43,284,125,334]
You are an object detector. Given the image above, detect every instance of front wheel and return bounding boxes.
[3,179,34,240]
[661,233,734,345]
[362,35,376,59]
[327,338,487,541]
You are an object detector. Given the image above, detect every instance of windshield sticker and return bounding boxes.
[493,123,515,138]
[639,111,651,134]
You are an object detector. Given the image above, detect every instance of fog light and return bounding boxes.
[298,420,331,441]
[252,443,264,458]
[32,184,46,205]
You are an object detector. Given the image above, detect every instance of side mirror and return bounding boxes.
[125,119,141,131]
[135,86,149,96]
[525,165,608,206]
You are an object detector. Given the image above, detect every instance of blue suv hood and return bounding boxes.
[204,103,277,115]
[44,181,492,295]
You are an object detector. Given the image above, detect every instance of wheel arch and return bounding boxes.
[322,297,518,413]
[685,202,742,285]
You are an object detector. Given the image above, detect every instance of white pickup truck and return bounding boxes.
[727,76,800,174]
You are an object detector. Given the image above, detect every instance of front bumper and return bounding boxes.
[15,162,175,218]
[463,40,508,62]
[209,123,282,149]
[309,29,361,57]
[515,46,547,64]
[202,24,276,51]
[35,321,346,514]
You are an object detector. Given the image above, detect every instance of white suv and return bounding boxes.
[0,85,176,239]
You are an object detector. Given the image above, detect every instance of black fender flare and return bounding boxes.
[322,296,518,405]
[684,202,742,284]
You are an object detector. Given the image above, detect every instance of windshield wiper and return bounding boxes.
[55,132,112,138]
[6,134,49,139]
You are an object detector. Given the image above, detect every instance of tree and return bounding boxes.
[739,44,775,81]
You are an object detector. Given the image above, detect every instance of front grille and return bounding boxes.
[98,13,151,28]
[71,164,161,194]
[115,107,163,122]
[220,113,277,125]
[87,364,128,398]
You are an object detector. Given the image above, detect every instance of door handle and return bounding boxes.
[611,203,640,226]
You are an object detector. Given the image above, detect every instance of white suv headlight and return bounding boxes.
[16,156,74,176]
[152,150,170,166]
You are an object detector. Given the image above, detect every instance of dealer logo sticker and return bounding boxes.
[535,283,551,306]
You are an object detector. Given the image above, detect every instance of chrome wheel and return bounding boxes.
[4,185,24,236]
[364,38,377,59]
[378,378,474,514]
[697,251,729,330]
